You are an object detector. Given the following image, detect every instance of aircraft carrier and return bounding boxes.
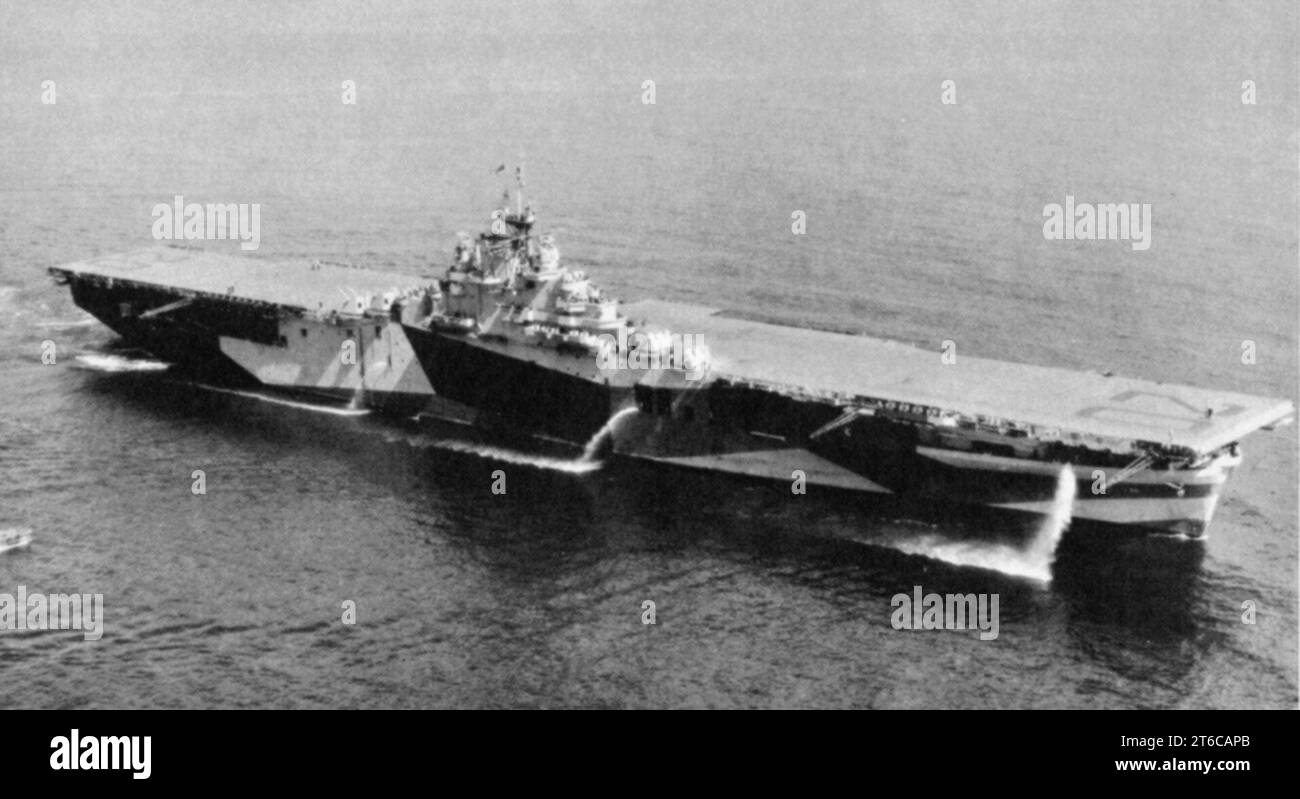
[48,190,1295,539]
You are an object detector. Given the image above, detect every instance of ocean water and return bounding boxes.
[0,0,1295,708]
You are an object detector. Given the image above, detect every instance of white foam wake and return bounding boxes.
[392,407,641,475]
[580,406,639,462]
[402,435,602,474]
[193,384,371,416]
[885,465,1076,583]
[74,354,170,372]
[35,317,99,329]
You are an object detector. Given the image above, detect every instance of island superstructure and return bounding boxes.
[400,201,703,444]
[49,186,1294,539]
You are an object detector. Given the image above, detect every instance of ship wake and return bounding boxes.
[35,316,99,330]
[192,384,371,416]
[398,435,603,474]
[395,407,638,475]
[74,353,170,373]
[882,465,1075,583]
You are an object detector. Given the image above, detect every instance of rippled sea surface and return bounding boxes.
[0,0,1295,708]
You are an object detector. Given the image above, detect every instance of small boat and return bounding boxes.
[0,528,33,554]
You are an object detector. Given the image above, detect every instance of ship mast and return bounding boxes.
[515,162,525,217]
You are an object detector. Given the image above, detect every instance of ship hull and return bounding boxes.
[616,441,1231,538]
[611,380,1236,538]
[67,274,265,384]
[62,271,435,415]
[218,316,436,417]
[402,324,636,444]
